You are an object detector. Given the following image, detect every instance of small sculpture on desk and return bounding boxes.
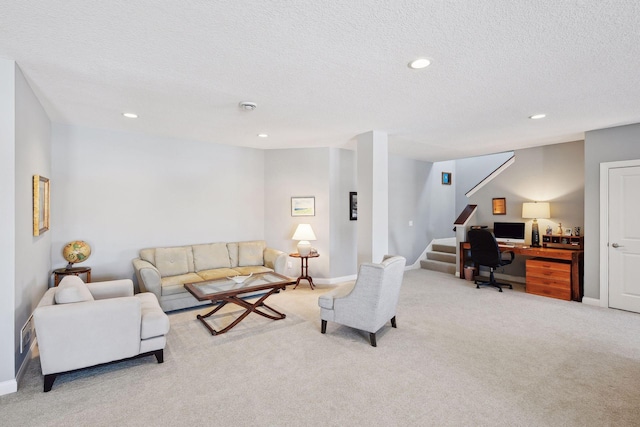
[557,223,563,235]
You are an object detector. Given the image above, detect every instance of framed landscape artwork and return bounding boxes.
[291,197,315,216]
[33,174,50,236]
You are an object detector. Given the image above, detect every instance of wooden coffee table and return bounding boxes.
[184,272,295,335]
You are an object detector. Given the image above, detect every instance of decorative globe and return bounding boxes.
[62,240,91,269]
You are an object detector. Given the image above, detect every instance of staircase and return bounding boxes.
[420,238,456,275]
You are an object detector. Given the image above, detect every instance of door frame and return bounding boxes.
[599,158,640,308]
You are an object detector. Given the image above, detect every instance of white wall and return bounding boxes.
[0,59,17,394]
[389,155,440,264]
[584,123,640,299]
[264,148,331,279]
[0,61,51,396]
[329,148,357,277]
[14,65,52,374]
[51,125,266,287]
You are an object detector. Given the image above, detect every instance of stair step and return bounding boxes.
[432,243,456,254]
[427,251,456,264]
[420,259,456,275]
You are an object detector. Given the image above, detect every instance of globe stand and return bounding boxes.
[65,262,75,271]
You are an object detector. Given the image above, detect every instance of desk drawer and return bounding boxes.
[526,258,571,273]
[526,281,571,300]
[526,258,572,301]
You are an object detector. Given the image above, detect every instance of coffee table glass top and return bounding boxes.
[185,272,294,300]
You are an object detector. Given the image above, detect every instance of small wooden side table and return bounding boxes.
[289,253,319,290]
[53,266,92,287]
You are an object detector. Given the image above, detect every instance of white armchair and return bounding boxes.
[33,276,170,392]
[318,255,406,346]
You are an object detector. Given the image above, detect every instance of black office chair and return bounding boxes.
[467,229,515,292]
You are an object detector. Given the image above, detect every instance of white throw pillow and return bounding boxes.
[55,276,94,304]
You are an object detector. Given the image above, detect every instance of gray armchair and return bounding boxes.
[318,255,406,347]
[33,276,170,391]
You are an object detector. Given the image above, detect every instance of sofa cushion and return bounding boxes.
[197,268,240,281]
[136,293,170,339]
[233,266,273,275]
[139,248,156,265]
[238,241,266,267]
[193,243,231,271]
[227,243,239,267]
[55,276,95,304]
[155,247,190,277]
[160,273,203,296]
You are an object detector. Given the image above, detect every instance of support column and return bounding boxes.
[357,131,388,266]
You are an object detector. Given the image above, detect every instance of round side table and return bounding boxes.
[53,266,92,287]
[289,253,319,289]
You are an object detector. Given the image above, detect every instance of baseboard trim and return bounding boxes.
[0,338,35,396]
[0,379,17,396]
[581,297,601,307]
[313,274,357,285]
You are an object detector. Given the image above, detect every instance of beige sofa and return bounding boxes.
[132,240,287,312]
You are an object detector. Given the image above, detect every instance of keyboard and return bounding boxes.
[498,243,515,248]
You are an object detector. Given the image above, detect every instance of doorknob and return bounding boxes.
[612,243,624,248]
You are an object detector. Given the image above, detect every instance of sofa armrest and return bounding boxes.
[132,258,162,298]
[33,297,142,375]
[89,279,134,300]
[264,247,287,274]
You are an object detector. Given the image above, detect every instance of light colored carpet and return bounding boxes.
[3,269,640,426]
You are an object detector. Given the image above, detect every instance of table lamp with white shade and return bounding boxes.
[522,202,551,247]
[292,224,316,256]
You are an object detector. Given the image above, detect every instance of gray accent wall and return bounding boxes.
[455,151,514,216]
[464,141,584,277]
[584,123,640,299]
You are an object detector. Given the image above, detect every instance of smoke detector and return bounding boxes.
[239,101,257,111]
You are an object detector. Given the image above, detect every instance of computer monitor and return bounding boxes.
[493,222,525,244]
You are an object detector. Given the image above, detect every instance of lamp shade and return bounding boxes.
[292,224,316,241]
[522,202,550,219]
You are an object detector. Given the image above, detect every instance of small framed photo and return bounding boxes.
[492,198,506,215]
[349,192,357,221]
[564,228,573,236]
[442,172,452,185]
[291,197,315,216]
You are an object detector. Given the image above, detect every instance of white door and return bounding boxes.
[608,165,640,312]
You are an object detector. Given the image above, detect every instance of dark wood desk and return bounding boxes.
[459,242,584,301]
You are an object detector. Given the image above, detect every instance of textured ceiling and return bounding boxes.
[1,1,640,161]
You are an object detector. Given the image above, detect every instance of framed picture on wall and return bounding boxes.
[291,197,315,216]
[442,172,452,185]
[492,197,506,215]
[349,192,357,220]
[33,175,50,236]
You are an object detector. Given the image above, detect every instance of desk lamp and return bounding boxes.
[522,202,550,247]
[292,224,316,256]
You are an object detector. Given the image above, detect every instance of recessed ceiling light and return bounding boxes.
[529,114,546,120]
[257,133,269,138]
[122,113,138,119]
[408,58,431,69]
